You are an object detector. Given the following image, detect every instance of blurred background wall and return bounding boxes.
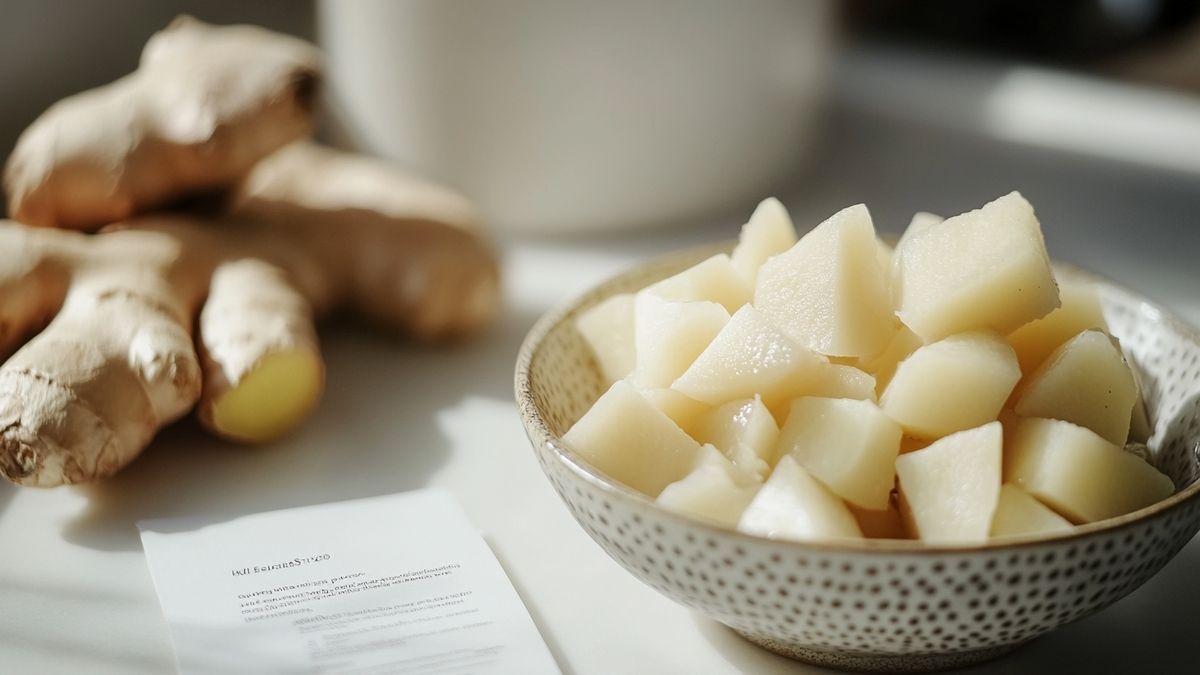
[7,0,1200,157]
[3,0,1200,231]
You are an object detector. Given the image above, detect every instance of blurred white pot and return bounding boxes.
[318,0,833,234]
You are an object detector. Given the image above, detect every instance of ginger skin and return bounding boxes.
[232,142,499,341]
[4,16,319,231]
[0,17,501,487]
[0,173,499,486]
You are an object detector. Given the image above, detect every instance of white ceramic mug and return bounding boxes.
[319,0,833,234]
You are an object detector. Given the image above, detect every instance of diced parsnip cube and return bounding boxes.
[754,204,896,358]
[894,192,1060,341]
[633,293,729,388]
[731,197,799,285]
[889,211,944,303]
[645,253,750,314]
[1013,329,1136,445]
[737,456,863,542]
[1005,417,1173,523]
[1007,280,1108,374]
[990,483,1073,539]
[1129,368,1152,443]
[851,502,910,539]
[860,326,924,396]
[763,365,878,422]
[896,421,1002,544]
[576,293,637,384]
[876,238,894,290]
[761,363,877,423]
[562,380,701,497]
[899,212,945,248]
[671,304,829,405]
[694,396,778,480]
[657,445,761,527]
[637,386,712,440]
[812,364,877,402]
[880,331,1021,439]
[776,397,902,509]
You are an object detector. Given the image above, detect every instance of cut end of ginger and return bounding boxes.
[208,349,324,442]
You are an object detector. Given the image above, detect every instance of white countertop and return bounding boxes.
[3,53,1199,674]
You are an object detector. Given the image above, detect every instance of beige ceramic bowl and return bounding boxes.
[515,243,1200,672]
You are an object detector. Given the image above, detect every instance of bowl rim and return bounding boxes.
[514,241,1200,555]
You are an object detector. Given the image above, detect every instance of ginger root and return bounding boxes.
[231,142,497,341]
[0,148,500,486]
[4,16,319,231]
[0,18,501,487]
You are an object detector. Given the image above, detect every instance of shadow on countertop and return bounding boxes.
[693,615,839,675]
[59,304,542,552]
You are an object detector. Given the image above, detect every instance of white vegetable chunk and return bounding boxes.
[860,326,923,396]
[754,204,895,358]
[1013,329,1137,445]
[889,211,944,302]
[645,253,750,314]
[1007,280,1108,374]
[760,363,877,423]
[562,380,701,497]
[1004,417,1173,523]
[896,421,1002,544]
[657,445,761,527]
[894,192,1059,341]
[881,331,1021,439]
[900,212,944,248]
[876,238,894,282]
[1129,367,1153,444]
[730,197,798,285]
[811,364,877,402]
[636,386,712,439]
[776,397,902,509]
[694,396,778,480]
[737,456,863,542]
[633,293,729,388]
[576,293,637,384]
[671,304,828,406]
[990,483,1073,539]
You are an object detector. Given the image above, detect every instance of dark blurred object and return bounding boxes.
[1107,18,1200,90]
[848,0,1200,62]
